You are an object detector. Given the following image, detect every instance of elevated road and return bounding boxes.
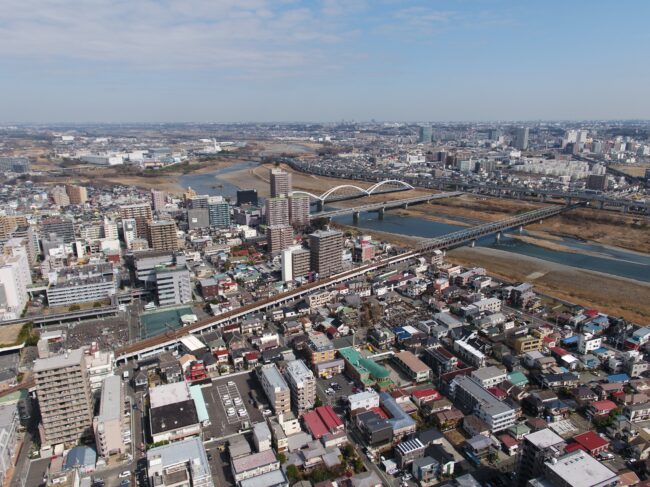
[418,203,583,252]
[310,191,463,220]
[113,203,580,363]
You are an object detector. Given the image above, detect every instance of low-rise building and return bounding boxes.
[231,449,280,483]
[451,376,516,432]
[393,351,431,383]
[93,376,126,458]
[147,437,214,487]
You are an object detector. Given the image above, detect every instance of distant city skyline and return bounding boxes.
[2,0,649,123]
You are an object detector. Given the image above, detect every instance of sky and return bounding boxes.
[1,0,649,123]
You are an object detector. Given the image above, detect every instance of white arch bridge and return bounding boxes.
[292,180,414,208]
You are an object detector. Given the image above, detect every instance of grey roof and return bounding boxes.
[453,376,513,416]
[379,392,416,432]
[34,347,84,372]
[97,375,121,422]
[545,450,617,487]
[238,469,288,487]
[524,428,565,448]
[64,446,97,470]
[260,364,289,391]
[146,437,211,479]
[471,366,506,381]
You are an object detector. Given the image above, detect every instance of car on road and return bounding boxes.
[119,480,130,487]
[119,472,131,479]
[599,452,615,460]
[262,409,272,416]
[402,473,412,481]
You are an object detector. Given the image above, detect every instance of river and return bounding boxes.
[178,163,650,283]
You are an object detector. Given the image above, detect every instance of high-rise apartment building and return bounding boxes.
[151,189,166,212]
[11,225,37,266]
[187,195,209,210]
[270,169,292,198]
[517,428,566,487]
[187,208,210,229]
[267,225,294,255]
[50,186,70,207]
[65,184,88,205]
[207,196,230,228]
[266,197,290,226]
[148,221,178,252]
[236,189,258,206]
[514,127,529,150]
[259,364,291,415]
[284,360,316,416]
[281,247,310,281]
[0,243,31,320]
[289,195,310,226]
[0,215,28,240]
[34,348,94,447]
[119,203,153,239]
[103,217,119,240]
[155,264,191,306]
[309,229,343,278]
[41,217,76,244]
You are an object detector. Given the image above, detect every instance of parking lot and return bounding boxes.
[316,373,355,410]
[203,372,267,440]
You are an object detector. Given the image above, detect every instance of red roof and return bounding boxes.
[549,347,569,356]
[487,387,508,399]
[565,443,587,454]
[303,406,343,439]
[585,309,599,318]
[214,349,228,357]
[412,388,442,401]
[499,434,519,448]
[591,400,617,412]
[573,431,609,452]
[371,406,389,419]
[244,351,260,361]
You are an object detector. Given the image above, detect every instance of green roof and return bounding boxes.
[508,371,529,386]
[359,358,390,379]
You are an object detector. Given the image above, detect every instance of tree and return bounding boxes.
[277,452,287,464]
[314,396,323,408]
[286,464,300,483]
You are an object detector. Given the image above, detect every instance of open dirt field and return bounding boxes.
[448,247,650,324]
[0,323,24,347]
[611,163,650,177]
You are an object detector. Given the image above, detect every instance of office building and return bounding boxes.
[119,203,153,239]
[266,197,290,226]
[450,376,517,432]
[41,217,76,243]
[517,428,566,487]
[187,194,209,210]
[309,229,343,278]
[93,375,126,458]
[207,197,230,228]
[149,382,200,443]
[65,184,88,205]
[587,174,607,191]
[50,186,70,206]
[289,195,310,226]
[155,264,191,306]
[259,364,291,415]
[284,360,316,415]
[121,218,137,249]
[148,220,178,252]
[34,348,94,447]
[46,263,116,307]
[419,126,433,144]
[267,225,293,255]
[270,169,292,198]
[0,247,31,320]
[0,156,30,173]
[187,208,210,229]
[147,437,214,487]
[237,189,258,206]
[514,127,529,150]
[281,246,310,281]
[151,189,166,212]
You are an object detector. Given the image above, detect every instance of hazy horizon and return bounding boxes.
[2,0,649,123]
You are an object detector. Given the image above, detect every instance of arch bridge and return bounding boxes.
[292,180,414,210]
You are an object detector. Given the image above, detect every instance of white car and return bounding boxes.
[228,381,235,386]
[119,472,130,479]
[238,408,247,417]
[227,408,236,416]
[262,409,272,416]
[224,399,232,406]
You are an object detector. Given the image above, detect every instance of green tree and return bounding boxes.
[286,464,300,483]
[277,452,287,464]
[314,396,323,408]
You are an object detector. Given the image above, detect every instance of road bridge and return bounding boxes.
[293,180,414,211]
[310,191,463,221]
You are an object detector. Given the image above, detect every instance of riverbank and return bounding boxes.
[391,193,650,254]
[447,247,650,324]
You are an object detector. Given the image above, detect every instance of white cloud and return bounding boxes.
[0,0,349,74]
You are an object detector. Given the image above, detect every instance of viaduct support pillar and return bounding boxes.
[352,211,360,224]
[316,200,324,212]
[599,200,605,210]
[496,232,502,242]
[470,240,476,248]
[519,225,524,234]
[378,208,385,220]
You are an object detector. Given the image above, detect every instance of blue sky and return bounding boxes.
[1,0,648,122]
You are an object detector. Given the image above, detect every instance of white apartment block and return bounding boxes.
[283,359,316,415]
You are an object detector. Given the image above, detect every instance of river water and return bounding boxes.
[178,163,650,283]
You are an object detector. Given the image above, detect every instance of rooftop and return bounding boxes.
[260,364,289,392]
[34,347,84,373]
[97,375,122,422]
[545,450,617,487]
[231,449,278,474]
[525,428,565,449]
[150,381,191,409]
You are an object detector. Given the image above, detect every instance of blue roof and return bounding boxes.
[64,447,96,470]
[608,373,630,383]
[592,347,609,354]
[379,392,416,432]
[189,385,209,423]
[583,323,603,333]
[562,336,578,344]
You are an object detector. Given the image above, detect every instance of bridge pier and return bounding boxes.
[470,240,476,248]
[599,200,605,210]
[519,225,524,234]
[496,232,501,242]
[316,200,324,212]
[623,205,628,214]
[378,208,385,220]
[402,203,409,209]
[352,211,360,224]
